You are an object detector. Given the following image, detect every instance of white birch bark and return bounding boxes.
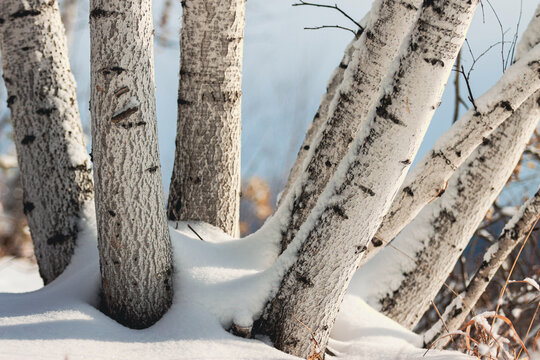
[254,1,477,356]
[362,38,540,265]
[277,0,422,252]
[356,5,540,329]
[90,0,173,328]
[167,0,245,237]
[0,0,93,284]
[425,188,540,347]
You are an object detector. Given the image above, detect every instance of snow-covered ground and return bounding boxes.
[0,208,473,360]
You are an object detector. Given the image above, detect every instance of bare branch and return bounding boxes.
[292,1,364,31]
[304,24,357,35]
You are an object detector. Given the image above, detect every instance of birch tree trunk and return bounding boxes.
[167,0,245,237]
[278,0,422,252]
[254,1,477,356]
[425,187,540,347]
[0,0,93,284]
[360,42,540,266]
[90,0,173,328]
[356,8,540,329]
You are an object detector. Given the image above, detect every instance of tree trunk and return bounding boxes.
[425,187,540,347]
[90,0,173,329]
[277,0,421,253]
[0,0,93,284]
[356,7,540,329]
[254,1,477,356]
[361,42,540,266]
[167,0,245,237]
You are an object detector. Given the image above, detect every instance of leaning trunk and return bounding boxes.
[277,0,421,252]
[90,0,173,328]
[168,0,245,237]
[254,1,477,356]
[0,0,93,284]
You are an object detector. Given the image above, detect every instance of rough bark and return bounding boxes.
[0,0,93,284]
[360,42,540,266]
[279,13,371,204]
[90,0,173,328]
[254,1,477,357]
[277,0,422,253]
[167,0,245,237]
[425,187,540,347]
[364,94,540,330]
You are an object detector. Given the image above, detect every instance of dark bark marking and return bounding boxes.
[146,165,159,173]
[36,108,54,116]
[7,95,16,106]
[422,0,443,15]
[21,135,35,145]
[21,46,31,51]
[403,186,414,197]
[400,159,411,165]
[482,137,490,146]
[47,233,70,245]
[376,95,406,126]
[296,272,314,287]
[303,145,310,151]
[332,205,348,219]
[372,238,383,247]
[177,98,192,105]
[114,86,129,97]
[423,57,445,67]
[359,185,375,196]
[68,164,91,172]
[497,100,513,112]
[10,9,41,19]
[90,8,117,19]
[112,107,139,123]
[108,210,116,217]
[23,201,35,215]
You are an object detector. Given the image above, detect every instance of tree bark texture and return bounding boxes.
[90,0,173,328]
[425,187,540,347]
[254,1,477,357]
[361,42,540,266]
[372,95,540,330]
[0,0,94,284]
[278,0,422,253]
[167,0,245,237]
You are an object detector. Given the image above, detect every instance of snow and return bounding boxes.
[0,209,473,359]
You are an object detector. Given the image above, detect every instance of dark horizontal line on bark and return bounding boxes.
[119,121,146,130]
[47,233,71,245]
[10,9,41,19]
[100,66,126,76]
[90,8,119,19]
[68,164,91,172]
[114,86,129,97]
[7,95,16,106]
[146,165,159,173]
[21,134,36,145]
[23,201,34,215]
[36,107,55,116]
[111,107,139,123]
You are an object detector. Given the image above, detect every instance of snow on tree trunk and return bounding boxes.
[362,97,540,330]
[167,0,245,237]
[253,1,477,357]
[356,7,540,329]
[277,0,421,253]
[0,0,93,284]
[90,0,173,328]
[360,42,540,266]
[425,187,540,347]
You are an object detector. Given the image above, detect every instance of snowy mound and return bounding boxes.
[0,211,472,359]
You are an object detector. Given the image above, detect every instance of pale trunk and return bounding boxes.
[90,0,173,328]
[278,0,421,252]
[0,0,93,284]
[425,187,540,347]
[168,0,245,237]
[254,1,477,356]
[361,43,540,265]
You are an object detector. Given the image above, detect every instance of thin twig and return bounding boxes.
[460,65,477,111]
[304,25,357,35]
[292,1,364,31]
[187,224,205,241]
